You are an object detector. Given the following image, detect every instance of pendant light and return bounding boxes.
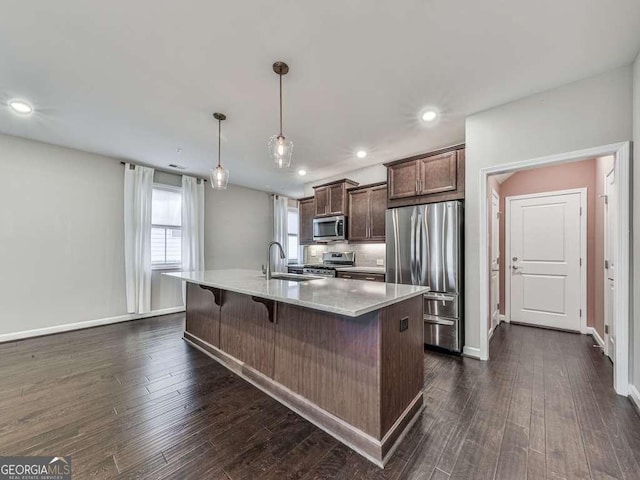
[210,112,229,190]
[268,61,293,168]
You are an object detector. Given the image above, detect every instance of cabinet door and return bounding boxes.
[328,184,345,215]
[388,161,419,200]
[369,185,387,241]
[220,291,275,378]
[418,151,457,195]
[315,187,329,216]
[186,283,221,347]
[348,189,369,241]
[299,198,315,245]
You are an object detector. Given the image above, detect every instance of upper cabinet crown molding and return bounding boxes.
[385,144,465,208]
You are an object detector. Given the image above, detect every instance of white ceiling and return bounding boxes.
[1,1,639,197]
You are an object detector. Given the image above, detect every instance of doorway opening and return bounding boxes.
[479,143,631,395]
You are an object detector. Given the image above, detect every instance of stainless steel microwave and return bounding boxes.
[313,215,346,242]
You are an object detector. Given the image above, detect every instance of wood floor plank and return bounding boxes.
[494,421,529,480]
[543,330,591,480]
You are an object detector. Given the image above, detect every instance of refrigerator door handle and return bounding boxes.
[420,208,428,285]
[410,211,417,285]
[424,315,455,326]
[424,292,456,302]
[417,211,423,284]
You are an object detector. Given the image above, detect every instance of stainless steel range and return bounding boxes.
[303,251,355,277]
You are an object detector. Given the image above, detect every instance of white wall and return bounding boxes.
[204,184,273,270]
[0,133,273,339]
[303,163,387,196]
[464,65,634,356]
[0,133,129,336]
[632,52,640,392]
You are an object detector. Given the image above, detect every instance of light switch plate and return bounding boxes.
[376,259,384,266]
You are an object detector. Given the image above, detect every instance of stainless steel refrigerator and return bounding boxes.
[386,201,463,353]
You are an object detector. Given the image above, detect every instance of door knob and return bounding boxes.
[512,265,520,271]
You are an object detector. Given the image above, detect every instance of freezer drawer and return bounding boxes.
[423,292,459,319]
[424,315,460,352]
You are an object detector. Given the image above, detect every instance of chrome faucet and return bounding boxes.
[265,241,286,280]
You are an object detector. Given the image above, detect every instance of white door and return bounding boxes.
[490,190,500,333]
[604,168,616,361]
[508,191,583,331]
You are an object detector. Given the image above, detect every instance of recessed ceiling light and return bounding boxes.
[8,100,33,115]
[356,150,367,159]
[297,169,307,176]
[421,110,438,122]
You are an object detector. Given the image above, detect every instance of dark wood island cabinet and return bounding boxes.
[169,270,428,468]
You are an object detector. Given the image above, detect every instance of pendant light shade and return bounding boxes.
[210,112,229,190]
[268,134,293,169]
[269,61,293,168]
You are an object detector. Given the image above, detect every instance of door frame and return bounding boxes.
[478,142,630,396]
[603,164,616,359]
[504,188,588,334]
[489,187,500,339]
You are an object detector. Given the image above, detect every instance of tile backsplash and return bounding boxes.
[303,242,386,267]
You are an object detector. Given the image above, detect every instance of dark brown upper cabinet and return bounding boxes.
[347,182,387,243]
[313,179,359,217]
[385,145,465,208]
[298,196,316,245]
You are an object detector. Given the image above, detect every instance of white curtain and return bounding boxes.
[124,164,154,314]
[273,195,289,273]
[181,175,205,302]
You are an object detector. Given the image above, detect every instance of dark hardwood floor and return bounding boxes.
[1,314,639,479]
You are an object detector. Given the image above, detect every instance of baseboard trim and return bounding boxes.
[629,385,640,414]
[499,314,508,323]
[462,346,481,359]
[587,327,605,349]
[0,306,185,343]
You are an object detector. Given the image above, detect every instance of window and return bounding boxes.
[287,207,299,264]
[151,186,182,268]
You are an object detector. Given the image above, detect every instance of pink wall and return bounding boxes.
[494,159,601,336]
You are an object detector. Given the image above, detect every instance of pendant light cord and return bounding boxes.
[217,118,221,168]
[279,73,283,137]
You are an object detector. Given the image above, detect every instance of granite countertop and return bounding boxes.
[335,266,386,274]
[165,269,427,317]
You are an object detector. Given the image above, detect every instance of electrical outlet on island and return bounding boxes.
[376,259,384,266]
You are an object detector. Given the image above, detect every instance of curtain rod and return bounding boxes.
[120,161,208,182]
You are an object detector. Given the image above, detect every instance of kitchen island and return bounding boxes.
[165,269,428,467]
